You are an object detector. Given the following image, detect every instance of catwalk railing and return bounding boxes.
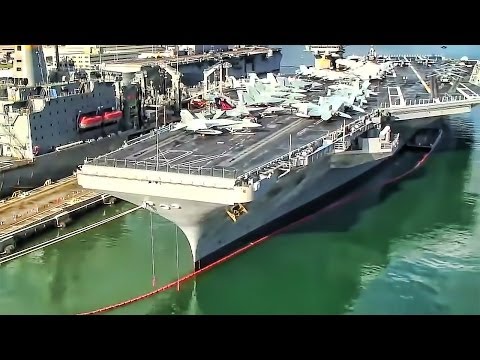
[83,157,239,179]
[379,94,480,109]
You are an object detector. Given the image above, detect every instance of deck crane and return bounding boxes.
[148,61,183,115]
[202,60,232,100]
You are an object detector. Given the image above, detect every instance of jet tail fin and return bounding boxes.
[195,112,208,121]
[229,76,242,89]
[361,80,370,91]
[266,73,277,85]
[253,82,266,92]
[298,65,309,74]
[247,85,262,100]
[180,109,195,123]
[238,89,256,106]
[248,73,259,85]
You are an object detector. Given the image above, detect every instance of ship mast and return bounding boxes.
[288,133,292,169]
[155,92,159,171]
[55,45,60,72]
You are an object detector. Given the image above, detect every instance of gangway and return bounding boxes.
[379,95,480,121]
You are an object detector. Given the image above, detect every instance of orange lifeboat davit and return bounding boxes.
[79,115,103,129]
[103,110,123,125]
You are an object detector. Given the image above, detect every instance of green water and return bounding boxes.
[0,46,479,315]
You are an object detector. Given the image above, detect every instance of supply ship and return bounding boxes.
[76,47,480,271]
[0,45,151,198]
[96,45,282,87]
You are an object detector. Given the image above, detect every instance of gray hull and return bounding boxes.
[0,126,149,198]
[194,150,395,269]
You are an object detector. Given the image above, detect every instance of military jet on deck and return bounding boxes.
[171,110,261,135]
[329,79,378,105]
[291,96,352,121]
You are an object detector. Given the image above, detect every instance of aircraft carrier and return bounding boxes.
[76,52,480,270]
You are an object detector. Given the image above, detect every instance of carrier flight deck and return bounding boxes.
[89,59,480,177]
[377,61,480,106]
[94,104,378,178]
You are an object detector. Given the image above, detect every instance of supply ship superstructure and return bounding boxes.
[81,45,282,88]
[76,48,480,270]
[0,45,148,198]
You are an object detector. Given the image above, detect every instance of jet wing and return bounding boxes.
[328,96,347,110]
[264,95,286,104]
[307,107,332,120]
[171,123,188,131]
[188,120,209,131]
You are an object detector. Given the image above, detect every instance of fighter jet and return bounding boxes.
[251,73,308,93]
[249,82,307,100]
[348,61,395,80]
[238,88,287,107]
[213,96,261,117]
[291,96,352,121]
[281,76,322,91]
[295,65,358,81]
[335,92,366,114]
[329,79,377,105]
[171,110,261,135]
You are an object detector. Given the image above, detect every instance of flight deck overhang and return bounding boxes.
[77,163,254,206]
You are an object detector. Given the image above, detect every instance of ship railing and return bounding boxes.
[7,107,29,115]
[83,157,237,179]
[377,54,442,59]
[379,94,471,109]
[92,123,175,160]
[380,133,400,150]
[238,109,380,181]
[26,90,89,102]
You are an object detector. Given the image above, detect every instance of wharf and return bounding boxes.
[0,175,116,255]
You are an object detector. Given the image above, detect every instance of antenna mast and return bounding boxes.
[288,133,292,169]
[163,104,166,127]
[155,91,159,171]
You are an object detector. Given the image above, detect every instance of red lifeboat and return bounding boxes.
[103,110,123,125]
[190,98,207,109]
[79,115,103,129]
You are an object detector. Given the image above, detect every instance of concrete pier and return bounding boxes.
[0,175,115,255]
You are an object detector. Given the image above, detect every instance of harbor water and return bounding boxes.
[0,45,479,315]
